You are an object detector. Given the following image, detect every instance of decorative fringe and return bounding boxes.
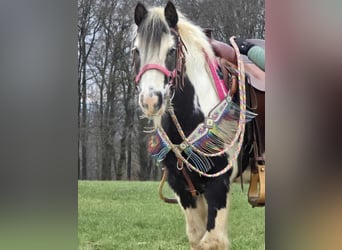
[148,128,214,172]
[148,130,171,162]
[147,98,256,173]
[187,98,256,154]
[183,147,213,173]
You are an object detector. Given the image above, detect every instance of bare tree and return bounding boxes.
[195,0,265,42]
[78,0,101,179]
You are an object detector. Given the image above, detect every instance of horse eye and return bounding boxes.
[168,47,176,56]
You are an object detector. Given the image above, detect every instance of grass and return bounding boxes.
[78,181,264,250]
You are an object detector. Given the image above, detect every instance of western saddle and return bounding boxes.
[205,29,265,207]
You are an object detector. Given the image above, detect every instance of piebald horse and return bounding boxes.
[133,2,247,249]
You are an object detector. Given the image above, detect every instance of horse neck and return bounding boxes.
[161,76,204,144]
[182,44,219,116]
[161,34,220,143]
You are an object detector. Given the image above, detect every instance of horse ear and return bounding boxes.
[164,1,178,28]
[134,2,148,26]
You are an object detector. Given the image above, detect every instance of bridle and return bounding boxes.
[133,28,187,90]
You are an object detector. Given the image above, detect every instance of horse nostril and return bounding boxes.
[154,91,163,109]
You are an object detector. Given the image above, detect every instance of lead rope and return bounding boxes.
[157,36,246,178]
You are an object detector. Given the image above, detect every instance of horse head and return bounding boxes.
[133,2,180,118]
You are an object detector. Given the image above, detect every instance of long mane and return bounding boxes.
[177,13,215,60]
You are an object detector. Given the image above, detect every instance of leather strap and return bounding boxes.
[204,52,228,101]
[245,76,258,111]
[178,159,198,198]
[158,168,178,204]
[219,58,238,96]
[158,159,199,204]
[248,119,266,207]
[135,63,177,84]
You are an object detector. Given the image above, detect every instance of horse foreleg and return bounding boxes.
[177,194,207,249]
[197,203,230,249]
[197,181,230,250]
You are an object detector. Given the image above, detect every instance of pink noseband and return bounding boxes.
[134,64,177,85]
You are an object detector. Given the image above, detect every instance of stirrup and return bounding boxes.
[248,163,265,207]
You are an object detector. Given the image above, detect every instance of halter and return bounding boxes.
[134,28,186,88]
[135,64,177,84]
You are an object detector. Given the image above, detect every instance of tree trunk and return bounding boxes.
[137,117,152,180]
[101,102,112,180]
[78,74,81,180]
[116,126,127,180]
[126,127,132,180]
[126,85,135,180]
[81,50,88,180]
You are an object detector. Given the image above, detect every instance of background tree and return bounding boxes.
[78,0,101,179]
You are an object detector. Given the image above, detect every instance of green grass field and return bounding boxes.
[78,181,264,250]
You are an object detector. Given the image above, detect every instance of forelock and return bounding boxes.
[137,7,169,56]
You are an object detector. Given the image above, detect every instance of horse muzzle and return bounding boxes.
[139,89,164,117]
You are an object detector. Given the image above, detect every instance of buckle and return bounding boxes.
[204,118,214,129]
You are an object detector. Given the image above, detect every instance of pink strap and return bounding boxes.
[135,54,228,102]
[204,52,228,101]
[135,64,177,84]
